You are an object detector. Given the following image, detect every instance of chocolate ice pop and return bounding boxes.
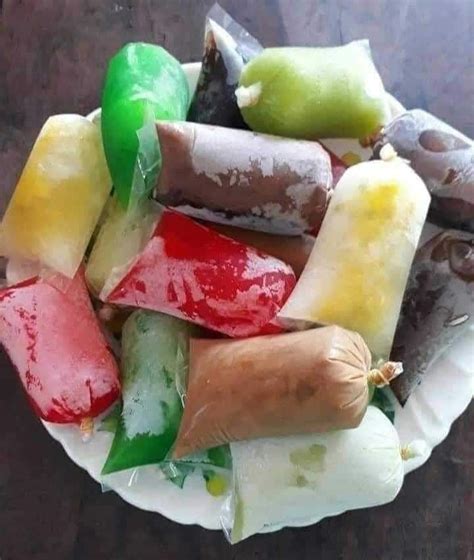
[153,121,332,235]
[373,109,474,232]
[390,230,474,404]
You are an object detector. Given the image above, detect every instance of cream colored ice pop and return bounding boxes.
[278,145,430,360]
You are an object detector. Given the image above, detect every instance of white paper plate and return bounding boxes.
[43,62,474,531]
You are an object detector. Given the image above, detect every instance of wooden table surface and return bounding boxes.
[0,1,473,559]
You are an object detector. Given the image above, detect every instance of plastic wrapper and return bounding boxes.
[85,198,160,295]
[161,445,232,494]
[173,326,402,458]
[224,406,425,543]
[328,150,348,188]
[153,121,332,235]
[102,310,194,474]
[0,115,111,277]
[373,109,474,232]
[279,147,430,361]
[0,257,7,289]
[0,269,120,424]
[102,209,296,338]
[206,223,315,278]
[101,43,189,207]
[236,40,390,139]
[188,3,262,128]
[390,230,474,404]
[5,259,41,286]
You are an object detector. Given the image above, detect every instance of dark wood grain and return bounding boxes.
[0,1,473,559]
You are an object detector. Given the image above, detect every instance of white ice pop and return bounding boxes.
[227,406,427,543]
[278,145,430,360]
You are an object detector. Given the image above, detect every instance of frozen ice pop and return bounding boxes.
[279,146,431,360]
[153,121,332,234]
[236,40,390,139]
[187,4,262,128]
[173,326,402,458]
[0,270,120,424]
[102,310,195,474]
[101,43,189,207]
[0,115,112,278]
[373,109,474,232]
[390,230,474,404]
[85,198,160,295]
[102,209,296,337]
[206,223,315,278]
[227,407,421,543]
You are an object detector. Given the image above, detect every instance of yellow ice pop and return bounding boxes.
[279,146,430,361]
[1,115,111,277]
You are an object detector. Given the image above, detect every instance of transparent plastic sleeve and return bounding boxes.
[187,3,263,128]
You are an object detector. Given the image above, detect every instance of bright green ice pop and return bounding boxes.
[101,43,189,207]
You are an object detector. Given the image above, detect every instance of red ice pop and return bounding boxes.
[103,209,296,337]
[0,269,120,424]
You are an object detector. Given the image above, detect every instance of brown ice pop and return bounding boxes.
[373,109,474,232]
[390,230,474,404]
[173,325,401,458]
[205,223,315,277]
[154,121,333,235]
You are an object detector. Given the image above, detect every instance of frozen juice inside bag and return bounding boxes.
[86,198,160,295]
[153,121,332,235]
[390,230,474,404]
[173,325,402,458]
[227,406,424,543]
[102,310,195,474]
[279,146,430,360]
[1,115,112,277]
[237,40,390,139]
[103,209,296,338]
[373,109,474,232]
[0,270,120,424]
[188,3,262,128]
[101,43,189,207]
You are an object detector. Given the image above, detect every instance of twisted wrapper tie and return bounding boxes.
[368,361,403,387]
[80,417,94,442]
[401,440,429,461]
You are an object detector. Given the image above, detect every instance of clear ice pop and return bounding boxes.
[85,198,160,295]
[279,146,431,360]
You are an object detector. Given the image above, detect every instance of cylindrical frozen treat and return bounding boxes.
[279,146,431,361]
[153,121,332,235]
[187,4,262,128]
[227,407,420,543]
[102,310,195,475]
[173,325,402,458]
[390,230,474,404]
[373,109,474,232]
[0,115,111,278]
[0,270,120,424]
[236,40,390,139]
[101,43,189,207]
[206,224,315,278]
[102,209,296,338]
